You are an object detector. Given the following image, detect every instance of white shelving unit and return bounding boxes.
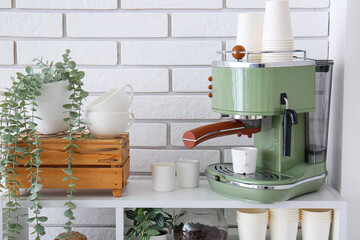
[1,180,347,240]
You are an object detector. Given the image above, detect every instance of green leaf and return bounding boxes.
[33,183,43,193]
[62,104,72,109]
[69,111,79,118]
[64,201,77,209]
[146,229,161,236]
[62,168,73,175]
[38,216,48,222]
[25,66,34,75]
[27,217,36,223]
[63,209,73,218]
[55,62,64,68]
[125,210,136,220]
[155,214,165,228]
[68,61,76,69]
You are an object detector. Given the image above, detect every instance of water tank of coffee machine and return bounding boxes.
[306,60,334,163]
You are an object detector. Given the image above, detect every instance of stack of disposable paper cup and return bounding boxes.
[300,209,333,240]
[236,209,268,240]
[269,208,299,240]
[236,13,263,62]
[262,0,294,62]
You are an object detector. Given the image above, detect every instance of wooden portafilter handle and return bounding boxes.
[183,121,261,148]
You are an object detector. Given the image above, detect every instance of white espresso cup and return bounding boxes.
[231,147,258,174]
[85,111,135,138]
[177,160,200,188]
[152,162,176,192]
[86,84,134,112]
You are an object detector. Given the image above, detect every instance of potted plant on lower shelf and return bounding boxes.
[125,208,180,240]
[0,50,89,240]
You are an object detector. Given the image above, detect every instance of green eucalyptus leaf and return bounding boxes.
[25,66,34,75]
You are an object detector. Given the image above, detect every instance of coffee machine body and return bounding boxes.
[184,57,333,203]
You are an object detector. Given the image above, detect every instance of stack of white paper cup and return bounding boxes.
[300,209,333,240]
[236,208,268,240]
[269,208,299,240]
[236,13,263,62]
[262,0,294,62]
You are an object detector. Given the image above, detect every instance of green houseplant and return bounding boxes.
[125,208,181,240]
[0,50,90,240]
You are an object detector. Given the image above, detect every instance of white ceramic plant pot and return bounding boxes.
[34,81,71,134]
[150,233,168,240]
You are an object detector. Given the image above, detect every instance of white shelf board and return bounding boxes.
[3,180,346,209]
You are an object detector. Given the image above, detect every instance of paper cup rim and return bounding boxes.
[152,162,176,167]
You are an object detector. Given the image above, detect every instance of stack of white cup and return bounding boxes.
[301,209,333,240]
[85,84,135,138]
[269,208,300,240]
[236,208,268,240]
[262,0,294,62]
[236,13,263,62]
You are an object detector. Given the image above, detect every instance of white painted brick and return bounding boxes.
[172,68,211,92]
[294,40,329,59]
[121,41,222,65]
[127,95,220,119]
[172,13,238,37]
[29,227,115,240]
[292,12,329,37]
[172,12,328,37]
[171,123,254,146]
[226,39,329,59]
[0,68,18,89]
[0,13,62,37]
[67,13,168,38]
[29,208,115,225]
[0,41,14,65]
[17,41,118,65]
[0,0,11,8]
[130,149,220,172]
[227,0,329,8]
[121,0,222,9]
[17,0,117,9]
[129,123,167,147]
[83,69,169,93]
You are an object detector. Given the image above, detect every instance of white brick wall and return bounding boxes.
[121,0,222,9]
[0,1,330,239]
[226,0,329,8]
[0,0,11,8]
[0,41,14,65]
[67,13,168,38]
[17,0,118,9]
[121,41,222,65]
[17,41,118,65]
[0,13,63,37]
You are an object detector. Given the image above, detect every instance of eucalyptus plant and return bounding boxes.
[0,50,90,240]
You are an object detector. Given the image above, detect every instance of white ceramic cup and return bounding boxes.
[86,84,134,112]
[152,162,176,192]
[177,160,200,188]
[35,81,71,134]
[231,147,258,174]
[85,111,135,138]
[236,13,263,61]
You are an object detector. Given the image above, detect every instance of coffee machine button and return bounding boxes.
[208,85,213,90]
[208,76,212,81]
[208,93,213,98]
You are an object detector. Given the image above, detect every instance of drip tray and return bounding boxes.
[207,163,291,182]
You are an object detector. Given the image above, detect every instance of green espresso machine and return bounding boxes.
[183,50,333,203]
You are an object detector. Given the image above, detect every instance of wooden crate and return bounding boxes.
[12,133,130,197]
